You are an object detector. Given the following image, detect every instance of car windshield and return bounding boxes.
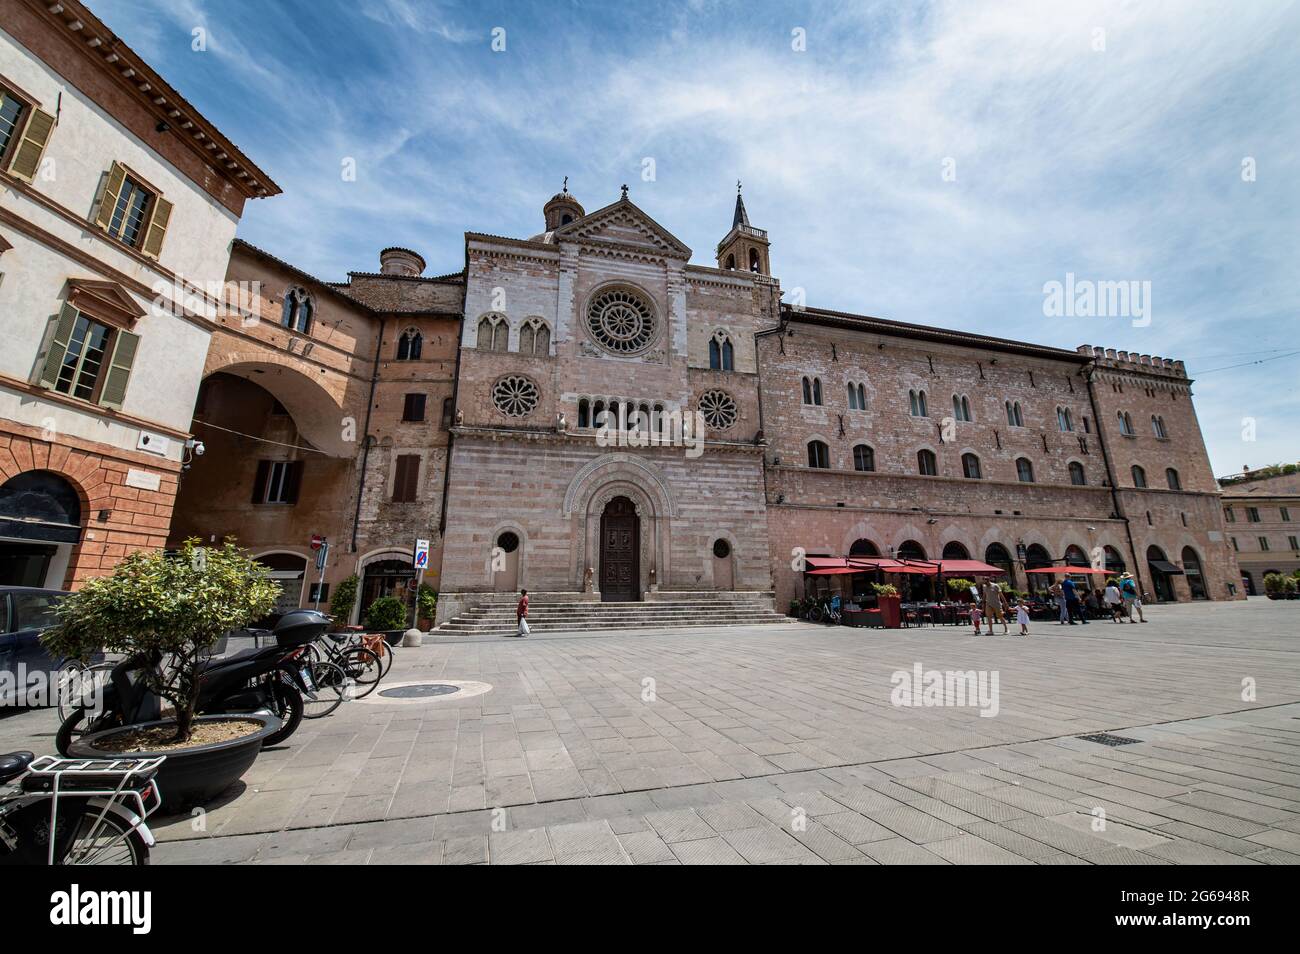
[13,592,63,631]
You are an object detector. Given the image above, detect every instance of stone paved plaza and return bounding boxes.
[2,599,1298,864]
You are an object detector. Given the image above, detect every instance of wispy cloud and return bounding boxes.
[92,0,1300,473]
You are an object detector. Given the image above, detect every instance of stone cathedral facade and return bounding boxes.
[165,185,1242,625]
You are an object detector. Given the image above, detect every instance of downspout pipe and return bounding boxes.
[1084,359,1146,598]
[351,317,385,553]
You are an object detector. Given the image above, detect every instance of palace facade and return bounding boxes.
[163,182,1242,624]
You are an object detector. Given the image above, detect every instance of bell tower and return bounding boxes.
[716,181,770,275]
[543,177,585,231]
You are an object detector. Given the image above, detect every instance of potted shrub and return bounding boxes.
[329,573,359,628]
[1263,572,1285,600]
[945,578,976,602]
[872,582,902,629]
[43,538,283,809]
[364,594,409,643]
[416,584,438,629]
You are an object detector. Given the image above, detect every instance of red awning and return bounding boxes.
[805,567,860,576]
[935,559,1006,576]
[1025,566,1110,575]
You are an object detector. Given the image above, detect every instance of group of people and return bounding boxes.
[969,572,1148,637]
[1049,574,1148,625]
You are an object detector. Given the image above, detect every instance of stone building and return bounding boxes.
[166,182,1242,624]
[166,241,461,619]
[1218,467,1300,595]
[0,0,277,589]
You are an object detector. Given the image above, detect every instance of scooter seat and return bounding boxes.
[0,751,35,784]
[197,646,270,673]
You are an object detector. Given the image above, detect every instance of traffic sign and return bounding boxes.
[310,534,324,551]
[414,538,430,569]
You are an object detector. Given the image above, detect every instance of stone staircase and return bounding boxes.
[433,592,791,637]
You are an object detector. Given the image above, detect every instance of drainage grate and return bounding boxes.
[378,683,460,699]
[1077,733,1143,747]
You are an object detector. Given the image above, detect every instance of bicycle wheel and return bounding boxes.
[300,661,349,719]
[374,639,395,677]
[54,660,86,721]
[62,810,150,865]
[338,647,383,698]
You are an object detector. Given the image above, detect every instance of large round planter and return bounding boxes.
[378,629,407,646]
[68,713,281,811]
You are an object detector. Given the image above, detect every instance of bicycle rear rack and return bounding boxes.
[22,755,165,865]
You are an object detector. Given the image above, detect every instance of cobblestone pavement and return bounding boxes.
[2,599,1297,864]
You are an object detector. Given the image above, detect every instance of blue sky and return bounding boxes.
[94,0,1300,475]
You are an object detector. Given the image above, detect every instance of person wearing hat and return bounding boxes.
[1119,573,1146,623]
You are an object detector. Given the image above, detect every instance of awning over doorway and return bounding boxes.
[934,559,1006,576]
[1149,560,1185,575]
[1025,566,1110,575]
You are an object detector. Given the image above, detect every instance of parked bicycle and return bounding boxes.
[304,632,384,698]
[0,752,164,865]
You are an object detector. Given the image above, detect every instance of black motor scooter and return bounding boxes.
[54,609,330,756]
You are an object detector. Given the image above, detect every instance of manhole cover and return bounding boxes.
[379,683,460,699]
[1077,733,1142,747]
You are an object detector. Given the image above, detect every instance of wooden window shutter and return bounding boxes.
[140,196,173,258]
[7,106,55,181]
[94,162,128,231]
[38,303,79,389]
[97,329,139,409]
[284,461,304,504]
[393,455,419,502]
[251,460,270,503]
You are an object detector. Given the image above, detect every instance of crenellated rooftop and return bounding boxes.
[1077,345,1187,378]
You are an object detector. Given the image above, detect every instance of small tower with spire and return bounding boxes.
[716,180,770,275]
[543,177,585,231]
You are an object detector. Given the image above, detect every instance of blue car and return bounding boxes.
[0,587,73,708]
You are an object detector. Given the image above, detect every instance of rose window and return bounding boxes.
[699,389,738,430]
[492,375,539,417]
[586,288,656,355]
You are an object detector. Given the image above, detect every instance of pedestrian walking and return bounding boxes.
[515,588,530,637]
[1120,573,1146,623]
[1049,580,1067,624]
[1103,581,1123,622]
[1062,576,1089,625]
[970,603,983,635]
[982,579,1009,635]
[1016,598,1030,636]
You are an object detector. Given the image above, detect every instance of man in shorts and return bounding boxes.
[982,579,1009,635]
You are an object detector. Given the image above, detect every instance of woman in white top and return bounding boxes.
[1103,582,1123,622]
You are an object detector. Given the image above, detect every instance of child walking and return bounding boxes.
[1016,599,1031,636]
[970,603,983,636]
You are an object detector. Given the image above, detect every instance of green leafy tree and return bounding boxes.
[43,539,279,743]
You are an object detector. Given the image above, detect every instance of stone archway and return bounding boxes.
[567,454,675,593]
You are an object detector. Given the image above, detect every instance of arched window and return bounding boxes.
[1152,415,1168,439]
[942,541,970,560]
[847,382,866,411]
[898,540,927,561]
[748,247,760,272]
[1069,461,1086,485]
[396,327,422,360]
[476,314,509,351]
[1118,411,1134,435]
[1056,406,1073,431]
[961,452,981,479]
[984,543,1014,580]
[281,286,313,334]
[1182,546,1207,599]
[952,394,972,422]
[917,449,938,476]
[1064,545,1089,568]
[802,376,812,404]
[1016,457,1034,482]
[1165,467,1181,490]
[519,318,551,356]
[1103,546,1125,574]
[849,538,879,557]
[802,377,823,405]
[813,378,823,405]
[853,444,875,472]
[909,389,928,417]
[725,253,736,270]
[578,398,591,429]
[1131,464,1147,488]
[709,332,735,371]
[441,397,454,429]
[807,440,830,469]
[1005,401,1024,427]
